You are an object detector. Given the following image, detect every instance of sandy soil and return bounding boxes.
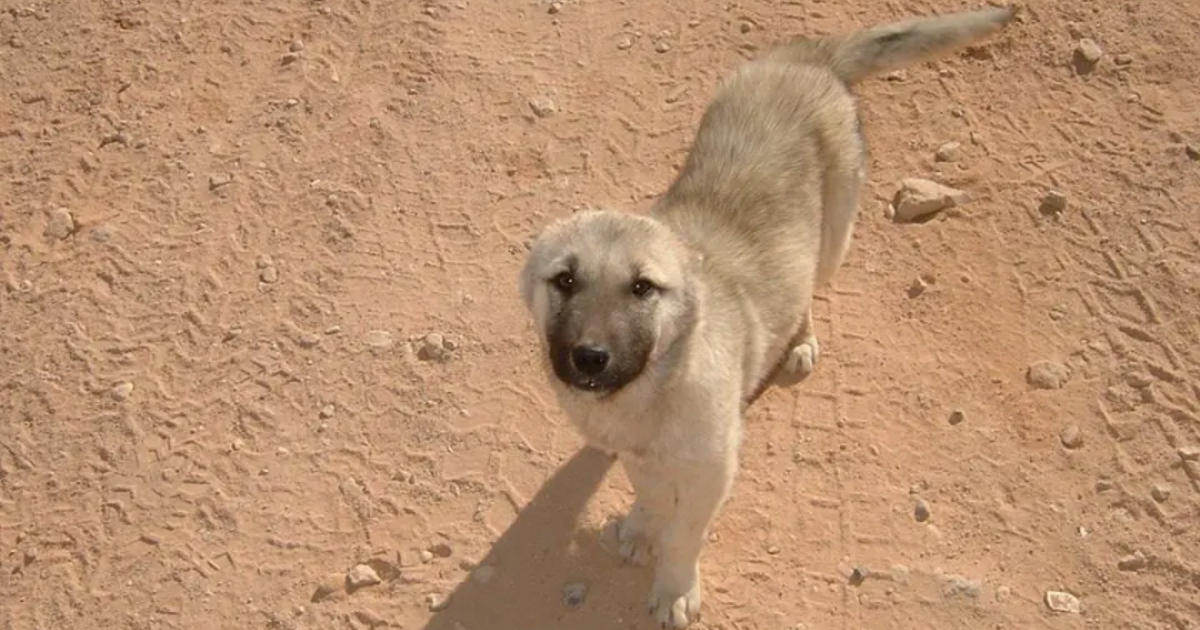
[2,1,1199,628]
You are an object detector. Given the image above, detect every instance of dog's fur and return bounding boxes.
[519,7,1015,627]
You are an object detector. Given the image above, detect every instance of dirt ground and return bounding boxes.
[2,0,1199,628]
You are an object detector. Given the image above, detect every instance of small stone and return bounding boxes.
[1095,478,1115,492]
[1075,38,1103,65]
[1114,53,1133,65]
[347,564,381,589]
[1117,551,1147,572]
[655,40,671,53]
[1178,446,1200,461]
[948,410,965,426]
[942,574,981,600]
[934,141,962,162]
[471,564,496,584]
[259,266,278,283]
[907,277,928,298]
[111,381,134,401]
[426,593,450,612]
[311,573,348,602]
[418,333,451,362]
[281,52,300,65]
[208,173,233,190]
[1150,483,1171,503]
[1186,145,1200,161]
[528,95,557,118]
[1027,360,1070,390]
[885,69,908,82]
[914,499,931,523]
[1045,590,1081,614]
[366,330,394,349]
[320,404,335,419]
[563,582,587,607]
[547,1,562,14]
[289,39,305,52]
[617,36,632,50]
[429,542,453,558]
[44,208,77,240]
[739,20,753,33]
[1060,424,1084,449]
[89,224,113,243]
[1039,190,1068,216]
[766,544,781,555]
[848,567,869,586]
[890,178,969,222]
[996,585,1012,602]
[419,549,434,563]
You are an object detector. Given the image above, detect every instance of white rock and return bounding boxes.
[347,564,381,589]
[890,178,969,222]
[1045,590,1081,614]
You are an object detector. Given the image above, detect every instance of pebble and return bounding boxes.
[44,208,76,240]
[948,410,965,426]
[1039,190,1068,216]
[1150,483,1171,503]
[739,20,753,33]
[111,381,134,401]
[208,173,233,190]
[914,499,931,523]
[941,574,981,600]
[1027,360,1070,390]
[889,178,969,222]
[563,582,588,607]
[1114,53,1133,65]
[89,224,113,243]
[319,404,335,419]
[311,572,348,602]
[419,549,434,563]
[1045,590,1081,614]
[1186,145,1200,161]
[1178,446,1199,461]
[1074,38,1103,65]
[289,39,305,52]
[1060,424,1084,449]
[934,141,962,162]
[347,564,381,589]
[259,265,278,283]
[366,330,394,349]
[418,333,453,362]
[528,95,557,118]
[281,52,300,65]
[995,585,1012,602]
[547,1,562,14]
[906,277,928,298]
[617,36,632,50]
[427,593,450,612]
[655,40,671,53]
[848,566,869,586]
[1117,551,1147,572]
[429,542,453,558]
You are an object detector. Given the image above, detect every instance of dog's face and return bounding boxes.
[519,210,699,396]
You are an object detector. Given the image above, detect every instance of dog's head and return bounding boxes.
[519,210,700,397]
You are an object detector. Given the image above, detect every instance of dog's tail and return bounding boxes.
[764,6,1016,85]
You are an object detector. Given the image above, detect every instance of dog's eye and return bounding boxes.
[630,278,656,298]
[551,271,575,293]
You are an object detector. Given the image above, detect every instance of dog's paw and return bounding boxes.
[648,569,702,628]
[781,335,820,380]
[617,508,658,566]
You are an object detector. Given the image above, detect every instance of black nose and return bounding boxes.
[571,345,610,375]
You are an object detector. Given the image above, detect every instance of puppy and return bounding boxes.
[519,6,1015,627]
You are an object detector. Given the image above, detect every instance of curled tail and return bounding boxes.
[762,6,1017,85]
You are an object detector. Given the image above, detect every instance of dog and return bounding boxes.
[519,6,1015,627]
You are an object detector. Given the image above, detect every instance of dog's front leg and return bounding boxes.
[648,450,737,628]
[617,455,674,567]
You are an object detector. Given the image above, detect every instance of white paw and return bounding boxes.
[648,567,702,628]
[783,335,820,379]
[617,506,658,566]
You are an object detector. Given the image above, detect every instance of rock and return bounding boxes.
[1060,424,1084,449]
[617,36,632,50]
[1150,483,1171,503]
[419,549,434,563]
[1027,360,1070,390]
[347,564,381,589]
[429,542,453,558]
[208,173,233,190]
[942,574,981,600]
[934,141,962,162]
[995,585,1012,602]
[44,208,77,240]
[739,20,753,33]
[259,266,278,283]
[319,404,335,420]
[1179,446,1200,461]
[563,582,588,607]
[907,277,928,298]
[289,39,305,52]
[1186,144,1200,161]
[547,1,562,14]
[418,333,452,362]
[1039,190,1068,216]
[885,69,908,82]
[848,566,869,586]
[311,572,348,602]
[1045,590,1081,614]
[948,410,965,426]
[1074,38,1103,66]
[655,40,671,53]
[280,52,300,65]
[914,499,931,523]
[528,95,557,118]
[111,381,134,401]
[1114,53,1133,65]
[426,593,450,612]
[366,330,394,350]
[889,178,969,222]
[1117,551,1147,572]
[89,224,113,243]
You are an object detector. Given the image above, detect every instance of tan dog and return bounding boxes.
[519,6,1015,627]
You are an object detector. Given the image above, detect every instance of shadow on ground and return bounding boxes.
[421,446,653,630]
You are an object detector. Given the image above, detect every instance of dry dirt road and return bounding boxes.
[2,1,1199,629]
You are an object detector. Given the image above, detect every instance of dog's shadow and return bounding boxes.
[420,446,651,630]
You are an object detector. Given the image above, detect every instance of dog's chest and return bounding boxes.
[560,397,655,455]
